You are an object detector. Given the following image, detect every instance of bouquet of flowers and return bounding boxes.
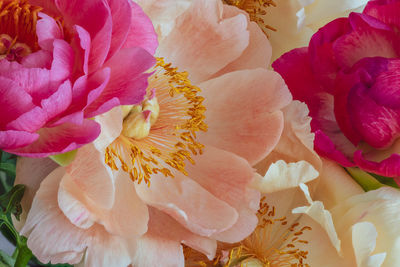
[0,0,399,266]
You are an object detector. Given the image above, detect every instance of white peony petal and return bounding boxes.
[252,160,319,193]
[352,222,386,267]
[293,183,342,255]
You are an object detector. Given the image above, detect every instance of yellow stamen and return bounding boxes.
[105,58,207,185]
[184,197,311,267]
[223,0,277,37]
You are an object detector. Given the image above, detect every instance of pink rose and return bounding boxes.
[273,0,400,183]
[0,0,157,157]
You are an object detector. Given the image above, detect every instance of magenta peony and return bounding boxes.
[0,0,157,157]
[273,0,400,182]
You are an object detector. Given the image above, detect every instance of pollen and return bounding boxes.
[105,58,207,186]
[223,0,277,37]
[184,197,311,267]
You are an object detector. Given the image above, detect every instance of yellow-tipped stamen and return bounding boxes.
[223,0,277,37]
[105,58,208,185]
[184,197,311,267]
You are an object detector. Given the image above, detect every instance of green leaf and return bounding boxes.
[50,150,77,166]
[0,164,15,178]
[369,173,400,189]
[0,250,15,267]
[346,167,384,191]
[0,185,25,220]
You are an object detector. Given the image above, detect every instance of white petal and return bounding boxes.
[293,183,342,255]
[352,222,386,267]
[252,160,319,193]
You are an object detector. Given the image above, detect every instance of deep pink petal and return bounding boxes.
[308,17,351,88]
[347,83,400,148]
[105,0,132,59]
[10,120,100,157]
[122,1,158,55]
[364,0,400,29]
[50,39,74,83]
[36,12,63,51]
[354,150,400,180]
[0,130,39,150]
[85,47,155,117]
[55,0,112,71]
[314,130,355,167]
[333,13,400,69]
[21,50,52,69]
[0,77,35,126]
[72,25,91,75]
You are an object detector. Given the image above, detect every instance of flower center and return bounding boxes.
[223,0,277,37]
[184,197,311,267]
[0,0,43,61]
[121,90,160,140]
[105,58,207,185]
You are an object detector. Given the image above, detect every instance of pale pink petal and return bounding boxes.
[122,1,158,55]
[14,157,58,229]
[11,120,100,157]
[93,106,123,152]
[186,146,260,243]
[83,228,133,267]
[135,172,238,237]
[64,144,115,209]
[198,69,291,165]
[157,0,249,83]
[133,208,217,266]
[214,7,272,75]
[20,167,88,265]
[99,171,149,237]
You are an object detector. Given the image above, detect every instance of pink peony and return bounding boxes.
[15,0,292,266]
[0,0,157,157]
[273,0,400,182]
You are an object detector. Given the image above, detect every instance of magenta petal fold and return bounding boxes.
[273,0,400,181]
[0,0,157,157]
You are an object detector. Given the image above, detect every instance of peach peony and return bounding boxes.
[15,0,291,266]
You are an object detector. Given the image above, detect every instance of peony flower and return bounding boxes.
[185,158,400,267]
[15,0,292,266]
[221,0,368,61]
[273,0,400,182]
[0,0,157,157]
